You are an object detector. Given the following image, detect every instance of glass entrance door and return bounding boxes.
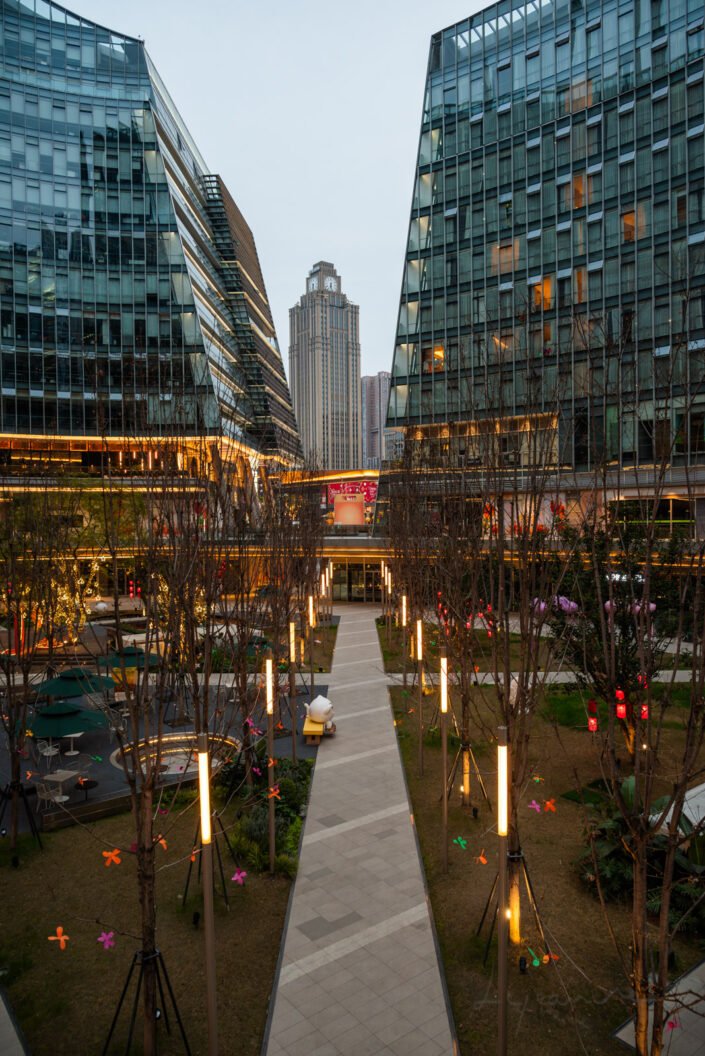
[347,563,364,601]
[365,564,382,602]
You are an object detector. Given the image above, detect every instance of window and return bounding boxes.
[490,239,520,275]
[588,171,602,205]
[421,343,445,373]
[574,267,587,303]
[532,276,554,311]
[622,205,647,240]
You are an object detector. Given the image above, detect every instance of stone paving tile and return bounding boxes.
[263,607,456,1056]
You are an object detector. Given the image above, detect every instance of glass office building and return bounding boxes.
[0,0,300,470]
[387,0,705,499]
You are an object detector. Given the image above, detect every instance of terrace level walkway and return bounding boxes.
[263,605,456,1056]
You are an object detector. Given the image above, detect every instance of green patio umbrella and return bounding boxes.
[97,646,160,670]
[34,668,115,698]
[29,700,110,738]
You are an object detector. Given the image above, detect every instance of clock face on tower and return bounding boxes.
[308,277,319,291]
[324,276,337,291]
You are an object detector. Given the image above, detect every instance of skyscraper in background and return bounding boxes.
[289,262,361,470]
[362,371,390,469]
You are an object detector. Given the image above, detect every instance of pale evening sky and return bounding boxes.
[74,0,483,378]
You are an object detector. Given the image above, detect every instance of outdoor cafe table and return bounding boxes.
[62,731,84,756]
[44,769,78,803]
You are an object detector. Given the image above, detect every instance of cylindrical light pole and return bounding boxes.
[288,619,297,763]
[401,593,408,689]
[197,731,218,1055]
[320,569,328,623]
[308,593,315,693]
[386,570,392,645]
[440,647,449,874]
[497,725,509,1056]
[266,650,275,873]
[417,617,424,777]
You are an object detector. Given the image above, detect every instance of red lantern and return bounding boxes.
[128,579,134,599]
[615,688,625,702]
[587,698,598,715]
[588,716,598,732]
[616,702,627,720]
[640,703,649,720]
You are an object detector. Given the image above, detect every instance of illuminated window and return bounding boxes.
[421,343,445,373]
[532,276,553,311]
[492,331,514,361]
[574,267,587,303]
[573,174,585,209]
[623,211,636,242]
[491,239,520,274]
[622,205,646,242]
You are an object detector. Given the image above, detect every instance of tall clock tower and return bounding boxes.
[289,262,362,471]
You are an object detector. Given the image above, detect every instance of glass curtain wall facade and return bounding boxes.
[387,0,705,481]
[0,0,299,467]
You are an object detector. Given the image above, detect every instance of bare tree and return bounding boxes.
[0,486,91,851]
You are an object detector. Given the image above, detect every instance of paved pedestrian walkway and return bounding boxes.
[0,991,26,1055]
[263,605,456,1056]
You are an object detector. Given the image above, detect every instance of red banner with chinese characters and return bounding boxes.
[327,480,378,504]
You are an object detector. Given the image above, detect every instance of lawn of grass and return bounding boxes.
[301,619,338,673]
[389,684,704,1056]
[0,776,305,1055]
[542,682,693,729]
[376,619,548,674]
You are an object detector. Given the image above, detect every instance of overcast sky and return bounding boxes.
[74,0,481,378]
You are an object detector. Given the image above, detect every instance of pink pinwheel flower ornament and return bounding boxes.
[232,868,247,886]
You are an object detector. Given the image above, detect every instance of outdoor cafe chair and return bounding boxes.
[34,781,64,812]
[36,739,60,764]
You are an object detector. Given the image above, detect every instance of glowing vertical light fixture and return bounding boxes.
[497,731,508,837]
[265,653,274,715]
[497,725,509,1056]
[198,733,211,845]
[197,730,217,1053]
[440,647,449,872]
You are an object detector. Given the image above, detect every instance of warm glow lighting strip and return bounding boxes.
[308,594,314,628]
[289,621,296,663]
[265,655,274,715]
[498,743,508,836]
[198,737,212,845]
[402,595,407,627]
[440,654,448,714]
[416,618,423,660]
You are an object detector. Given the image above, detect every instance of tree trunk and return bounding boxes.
[138,789,158,1056]
[460,680,471,808]
[9,740,20,851]
[633,845,650,1056]
[651,838,678,1056]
